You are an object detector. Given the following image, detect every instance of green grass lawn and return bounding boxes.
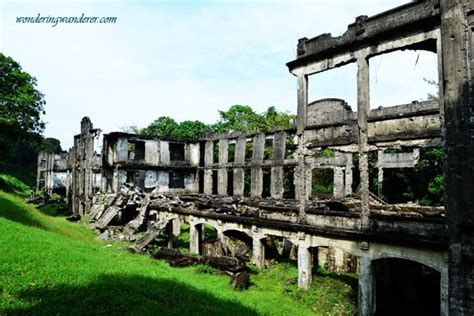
[0,187,357,315]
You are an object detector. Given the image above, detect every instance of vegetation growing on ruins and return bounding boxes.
[0,178,357,315]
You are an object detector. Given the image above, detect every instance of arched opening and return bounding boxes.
[262,235,297,264]
[222,230,252,259]
[195,223,220,256]
[372,258,440,315]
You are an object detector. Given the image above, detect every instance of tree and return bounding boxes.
[171,120,211,139]
[0,53,45,135]
[214,105,295,134]
[140,116,179,138]
[42,137,63,154]
[423,78,439,101]
[0,53,46,166]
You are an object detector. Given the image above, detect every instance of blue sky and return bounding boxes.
[0,0,438,148]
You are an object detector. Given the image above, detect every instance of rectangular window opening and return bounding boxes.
[128,140,145,161]
[170,143,185,162]
[169,170,185,189]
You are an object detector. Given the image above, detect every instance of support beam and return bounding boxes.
[252,230,265,268]
[440,1,474,313]
[297,244,312,289]
[333,167,344,198]
[345,153,353,196]
[356,54,370,230]
[358,256,374,316]
[203,169,213,195]
[250,168,263,198]
[233,168,244,196]
[189,223,200,254]
[296,75,308,135]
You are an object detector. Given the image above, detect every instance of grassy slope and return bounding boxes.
[0,189,357,315]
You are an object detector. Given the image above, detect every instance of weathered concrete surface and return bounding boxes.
[440,0,474,314]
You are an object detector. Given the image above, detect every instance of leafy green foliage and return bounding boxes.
[423,78,439,101]
[0,54,62,177]
[41,137,62,154]
[364,148,444,206]
[140,116,179,137]
[311,168,334,197]
[214,105,294,134]
[0,53,45,135]
[139,117,211,140]
[124,105,295,141]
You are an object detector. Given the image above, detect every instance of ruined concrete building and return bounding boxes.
[37,0,473,314]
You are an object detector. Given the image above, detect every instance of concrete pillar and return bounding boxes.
[252,133,265,162]
[233,168,244,196]
[270,167,284,198]
[356,53,370,230]
[217,138,228,196]
[298,243,312,289]
[358,256,374,316]
[217,169,227,195]
[204,140,213,166]
[218,139,228,165]
[271,132,286,199]
[203,169,213,195]
[251,168,263,198]
[377,150,383,198]
[252,229,265,268]
[333,167,344,198]
[234,136,246,164]
[345,153,353,196]
[440,2,474,313]
[272,132,286,161]
[296,75,308,135]
[440,268,448,316]
[189,223,200,254]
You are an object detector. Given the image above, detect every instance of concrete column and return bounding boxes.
[440,269,449,316]
[356,54,370,230]
[345,153,353,196]
[251,168,263,197]
[203,169,213,195]
[252,133,265,162]
[217,138,228,194]
[272,132,286,161]
[270,167,284,198]
[358,256,374,316]
[189,223,200,254]
[218,139,228,165]
[296,75,308,134]
[204,140,213,166]
[377,150,383,198]
[333,167,344,198]
[233,168,244,196]
[440,2,474,313]
[217,169,227,195]
[252,229,265,268]
[234,136,246,164]
[298,244,312,289]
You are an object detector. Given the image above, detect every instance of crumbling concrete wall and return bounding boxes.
[36,152,69,196]
[100,132,201,195]
[70,117,101,216]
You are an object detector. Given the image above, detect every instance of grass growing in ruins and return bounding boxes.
[0,189,358,315]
